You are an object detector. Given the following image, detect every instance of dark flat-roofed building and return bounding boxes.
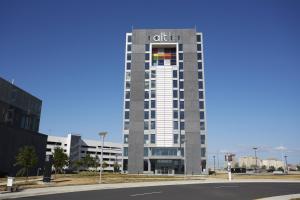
[0,77,47,176]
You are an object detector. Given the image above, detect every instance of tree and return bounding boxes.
[53,147,69,175]
[113,163,120,173]
[261,165,267,170]
[268,166,275,172]
[297,165,300,171]
[234,163,239,168]
[277,167,284,172]
[102,161,109,169]
[14,146,38,179]
[82,154,97,170]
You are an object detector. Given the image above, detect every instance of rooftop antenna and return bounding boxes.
[194,24,197,31]
[131,25,134,31]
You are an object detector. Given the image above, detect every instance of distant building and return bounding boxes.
[262,158,284,169]
[239,156,262,168]
[46,134,122,172]
[239,156,284,170]
[0,77,47,176]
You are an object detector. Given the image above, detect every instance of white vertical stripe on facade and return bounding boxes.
[156,66,173,147]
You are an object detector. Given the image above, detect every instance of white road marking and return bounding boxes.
[130,191,162,197]
[215,185,240,189]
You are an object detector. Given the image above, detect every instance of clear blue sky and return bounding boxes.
[0,0,299,165]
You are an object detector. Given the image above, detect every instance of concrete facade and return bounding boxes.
[123,29,207,174]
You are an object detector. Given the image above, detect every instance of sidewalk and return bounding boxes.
[1,179,300,199]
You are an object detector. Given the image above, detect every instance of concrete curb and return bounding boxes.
[257,193,300,200]
[1,179,300,199]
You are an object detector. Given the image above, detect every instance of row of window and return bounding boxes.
[126,53,202,62]
[123,147,205,157]
[125,61,203,71]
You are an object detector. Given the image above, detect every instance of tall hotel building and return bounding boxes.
[122,29,207,174]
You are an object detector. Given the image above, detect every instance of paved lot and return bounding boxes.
[14,183,300,200]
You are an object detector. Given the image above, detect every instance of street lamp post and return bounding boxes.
[284,155,288,173]
[98,131,108,184]
[213,155,216,172]
[253,147,258,173]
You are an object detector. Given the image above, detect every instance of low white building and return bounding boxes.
[46,134,122,172]
[262,158,284,169]
[239,156,262,168]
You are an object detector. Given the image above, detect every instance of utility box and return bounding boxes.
[7,177,14,192]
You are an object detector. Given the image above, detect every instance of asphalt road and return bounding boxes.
[16,183,300,200]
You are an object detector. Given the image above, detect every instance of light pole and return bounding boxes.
[253,147,258,173]
[284,155,288,173]
[98,131,108,184]
[213,155,216,172]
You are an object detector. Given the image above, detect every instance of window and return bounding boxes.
[179,62,183,70]
[125,101,130,109]
[151,80,156,88]
[173,70,177,78]
[144,121,149,130]
[126,72,131,80]
[123,147,128,156]
[151,121,156,129]
[179,81,184,89]
[201,148,206,157]
[197,34,201,42]
[201,135,205,144]
[127,53,131,61]
[151,110,156,118]
[124,135,129,143]
[198,81,203,89]
[199,91,203,99]
[179,71,183,79]
[126,81,130,89]
[145,44,150,51]
[144,101,149,109]
[151,90,156,98]
[152,47,176,66]
[144,111,149,119]
[127,35,132,42]
[200,122,205,131]
[173,90,178,98]
[198,71,203,79]
[127,44,131,51]
[173,100,178,108]
[145,81,149,89]
[198,62,202,70]
[145,53,150,60]
[197,44,201,51]
[151,100,155,108]
[174,134,179,144]
[124,121,129,130]
[144,135,149,144]
[145,91,149,99]
[125,111,129,119]
[173,80,178,88]
[145,62,149,70]
[145,71,149,79]
[151,134,155,144]
[179,44,183,51]
[126,62,131,70]
[180,91,184,99]
[199,101,204,109]
[180,122,185,129]
[125,91,130,99]
[179,53,183,61]
[200,111,205,119]
[180,101,184,109]
[173,121,178,129]
[144,148,149,156]
[173,110,178,119]
[180,111,184,119]
[151,70,156,78]
[197,53,202,60]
